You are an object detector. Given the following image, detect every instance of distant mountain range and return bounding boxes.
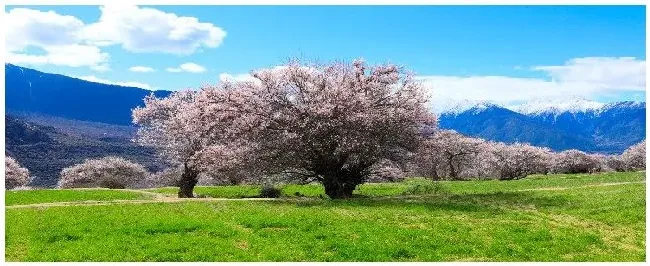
[5,64,646,169]
[439,101,645,154]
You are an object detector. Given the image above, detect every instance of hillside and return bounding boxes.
[5,63,172,125]
[439,102,646,154]
[5,115,167,187]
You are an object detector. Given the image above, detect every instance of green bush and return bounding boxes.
[258,185,281,198]
[402,182,446,195]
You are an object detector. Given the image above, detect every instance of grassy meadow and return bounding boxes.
[4,171,646,261]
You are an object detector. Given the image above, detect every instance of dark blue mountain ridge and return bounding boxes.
[439,101,645,154]
[5,63,172,125]
[439,104,598,152]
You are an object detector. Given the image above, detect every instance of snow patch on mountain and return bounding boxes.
[435,99,499,115]
[434,97,644,117]
[601,101,645,111]
[510,99,605,115]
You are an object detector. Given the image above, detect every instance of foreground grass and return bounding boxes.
[5,172,646,261]
[5,189,152,206]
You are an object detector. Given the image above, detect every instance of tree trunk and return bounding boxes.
[429,163,440,181]
[178,164,198,198]
[448,159,458,180]
[431,169,440,181]
[322,175,358,199]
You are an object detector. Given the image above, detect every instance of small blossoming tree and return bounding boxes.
[5,156,30,189]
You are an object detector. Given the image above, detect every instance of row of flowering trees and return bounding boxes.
[6,134,643,191]
[5,135,644,191]
[412,130,646,180]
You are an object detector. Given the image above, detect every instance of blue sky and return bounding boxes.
[5,5,646,110]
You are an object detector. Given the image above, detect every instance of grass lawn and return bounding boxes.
[145,171,645,199]
[5,172,646,261]
[5,189,153,206]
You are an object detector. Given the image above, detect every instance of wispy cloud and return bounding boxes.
[166,63,207,73]
[129,66,155,73]
[419,57,645,111]
[77,75,153,90]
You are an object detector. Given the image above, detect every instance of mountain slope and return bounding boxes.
[439,105,597,152]
[5,64,172,125]
[439,101,645,154]
[5,115,167,187]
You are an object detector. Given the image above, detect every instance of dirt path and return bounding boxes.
[5,197,278,209]
[119,188,174,200]
[6,181,645,209]
[516,181,645,192]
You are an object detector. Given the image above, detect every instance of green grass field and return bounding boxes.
[5,172,646,261]
[5,189,153,206]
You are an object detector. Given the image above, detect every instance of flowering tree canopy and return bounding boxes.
[134,59,436,198]
[58,156,149,189]
[133,90,225,197]
[5,156,30,189]
[485,142,552,180]
[622,140,645,171]
[551,149,602,174]
[416,130,484,180]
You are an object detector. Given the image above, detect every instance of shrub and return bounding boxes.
[58,156,150,189]
[259,185,282,198]
[5,156,30,189]
[402,182,446,195]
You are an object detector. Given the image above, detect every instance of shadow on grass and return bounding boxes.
[261,191,570,214]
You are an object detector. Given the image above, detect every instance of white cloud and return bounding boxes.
[533,57,645,91]
[420,57,646,112]
[77,75,153,90]
[4,5,227,71]
[6,44,109,68]
[129,66,156,73]
[82,5,227,55]
[166,62,207,73]
[4,8,84,52]
[91,64,111,72]
[4,9,108,69]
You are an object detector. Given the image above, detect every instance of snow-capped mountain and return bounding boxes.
[511,98,606,116]
[435,100,499,115]
[438,100,646,154]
